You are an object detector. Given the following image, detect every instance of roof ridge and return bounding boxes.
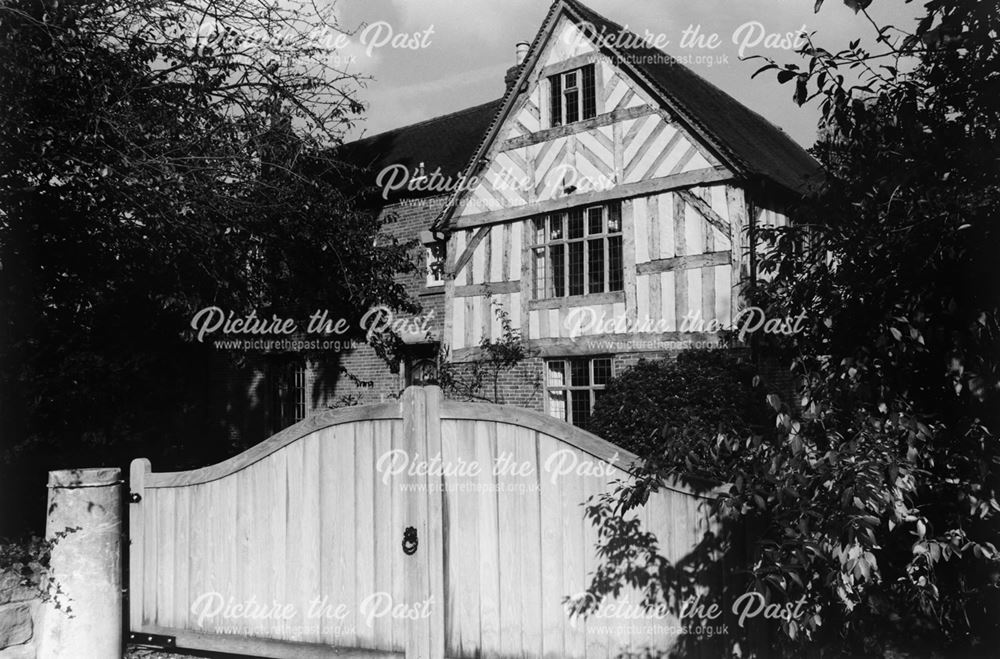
[348,98,503,147]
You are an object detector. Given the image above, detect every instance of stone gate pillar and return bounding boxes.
[36,468,122,659]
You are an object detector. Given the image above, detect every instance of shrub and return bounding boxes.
[589,349,763,479]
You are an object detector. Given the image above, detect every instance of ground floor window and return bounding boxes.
[267,358,306,434]
[545,356,613,429]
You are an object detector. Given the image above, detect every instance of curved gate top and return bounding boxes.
[128,386,715,659]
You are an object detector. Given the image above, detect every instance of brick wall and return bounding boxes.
[322,196,449,406]
[442,356,546,410]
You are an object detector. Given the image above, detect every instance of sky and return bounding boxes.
[332,0,921,149]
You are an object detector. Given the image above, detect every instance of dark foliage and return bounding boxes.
[580,1,1000,656]
[589,350,763,476]
[0,0,415,535]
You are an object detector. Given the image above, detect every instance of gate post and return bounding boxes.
[36,468,123,659]
[400,386,446,659]
[424,386,445,658]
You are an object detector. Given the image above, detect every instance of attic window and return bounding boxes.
[550,64,597,127]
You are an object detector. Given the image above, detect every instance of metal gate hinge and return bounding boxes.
[128,632,175,648]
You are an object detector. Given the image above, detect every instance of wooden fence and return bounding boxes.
[128,386,719,658]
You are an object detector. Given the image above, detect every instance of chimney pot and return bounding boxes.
[515,41,529,65]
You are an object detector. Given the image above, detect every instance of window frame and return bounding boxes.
[425,246,444,288]
[268,358,307,434]
[550,64,597,127]
[531,203,623,300]
[544,356,613,429]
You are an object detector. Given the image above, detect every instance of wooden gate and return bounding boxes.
[128,386,717,658]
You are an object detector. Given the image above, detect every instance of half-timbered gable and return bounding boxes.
[435,0,814,378]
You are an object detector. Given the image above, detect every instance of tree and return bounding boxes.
[0,0,415,535]
[579,1,1000,655]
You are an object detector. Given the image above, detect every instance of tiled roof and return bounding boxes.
[338,99,503,200]
[339,0,821,205]
[563,0,821,195]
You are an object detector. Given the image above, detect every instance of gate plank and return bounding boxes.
[232,469,249,635]
[424,387,446,659]
[451,418,482,656]
[538,434,565,658]
[319,426,337,645]
[302,432,322,643]
[284,439,306,639]
[391,416,408,653]
[403,387,432,659]
[583,474,609,659]
[187,483,206,632]
[271,449,289,639]
[242,464,261,638]
[144,487,158,628]
[157,487,175,628]
[254,457,273,639]
[331,424,358,647]
[210,480,226,634]
[475,421,501,656]
[517,428,543,659]
[354,421,375,649]
[374,419,397,650]
[561,446,586,658]
[129,458,150,630]
[223,472,239,635]
[174,486,191,629]
[497,425,523,657]
[440,419,462,655]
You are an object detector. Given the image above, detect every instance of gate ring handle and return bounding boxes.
[402,526,418,555]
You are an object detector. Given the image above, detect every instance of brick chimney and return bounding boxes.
[505,41,530,91]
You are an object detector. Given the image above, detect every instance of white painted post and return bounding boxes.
[36,467,122,659]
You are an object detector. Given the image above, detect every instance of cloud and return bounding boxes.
[339,0,923,146]
[389,0,539,42]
